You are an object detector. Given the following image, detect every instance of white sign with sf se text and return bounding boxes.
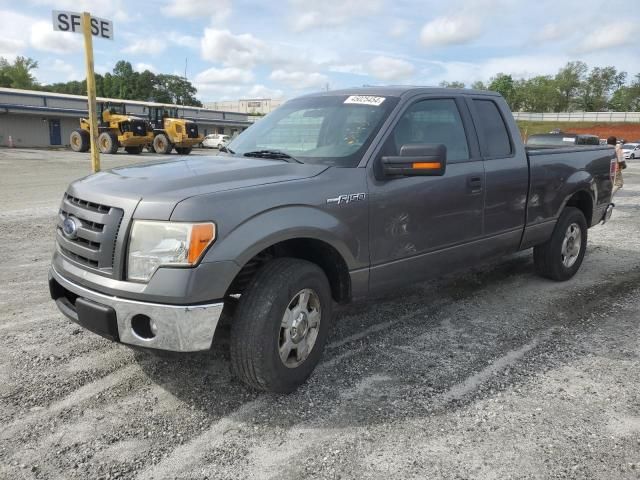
[52,10,114,40]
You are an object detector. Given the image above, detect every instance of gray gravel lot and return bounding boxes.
[0,147,639,480]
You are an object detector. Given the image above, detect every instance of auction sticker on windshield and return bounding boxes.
[344,95,386,106]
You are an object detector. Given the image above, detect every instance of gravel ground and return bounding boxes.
[0,148,639,480]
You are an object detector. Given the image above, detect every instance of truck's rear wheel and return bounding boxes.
[153,133,173,154]
[534,207,588,281]
[124,146,143,154]
[70,129,90,152]
[175,147,192,155]
[229,258,332,393]
[98,132,119,154]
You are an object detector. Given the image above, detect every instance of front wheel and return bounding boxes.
[69,129,90,152]
[98,132,119,154]
[153,133,173,154]
[229,258,333,393]
[534,207,588,281]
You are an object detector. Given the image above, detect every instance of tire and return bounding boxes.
[69,129,90,152]
[175,147,192,155]
[534,207,588,281]
[153,133,173,154]
[124,146,143,154]
[98,132,119,154]
[229,258,333,393]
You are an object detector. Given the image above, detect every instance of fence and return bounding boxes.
[513,112,640,122]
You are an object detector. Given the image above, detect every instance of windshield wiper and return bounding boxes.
[243,149,303,164]
[219,145,235,154]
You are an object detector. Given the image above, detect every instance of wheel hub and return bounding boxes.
[561,222,582,268]
[290,312,309,343]
[278,288,321,368]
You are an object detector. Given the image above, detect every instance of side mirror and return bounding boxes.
[381,144,447,177]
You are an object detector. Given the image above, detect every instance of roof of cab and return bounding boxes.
[297,86,502,98]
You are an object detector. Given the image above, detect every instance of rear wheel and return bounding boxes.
[124,146,143,154]
[153,133,173,154]
[175,147,192,155]
[69,129,90,152]
[229,258,333,393]
[98,132,119,154]
[534,207,588,281]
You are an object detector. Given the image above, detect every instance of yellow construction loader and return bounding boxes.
[147,106,203,155]
[69,102,154,154]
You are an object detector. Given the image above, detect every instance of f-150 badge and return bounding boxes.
[327,193,366,205]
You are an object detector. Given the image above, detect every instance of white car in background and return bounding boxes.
[621,143,640,160]
[202,134,230,149]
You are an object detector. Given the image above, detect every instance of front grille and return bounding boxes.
[56,193,124,273]
[121,120,149,136]
[186,122,199,138]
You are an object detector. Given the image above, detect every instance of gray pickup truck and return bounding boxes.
[50,87,616,392]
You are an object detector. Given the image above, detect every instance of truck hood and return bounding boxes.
[68,155,329,219]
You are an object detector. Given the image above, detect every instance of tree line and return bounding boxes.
[0,57,202,107]
[2,57,639,112]
[440,61,640,112]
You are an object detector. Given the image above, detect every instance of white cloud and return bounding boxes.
[270,70,329,89]
[30,20,81,54]
[329,64,367,75]
[200,29,267,68]
[535,22,567,42]
[575,22,635,53]
[367,56,415,81]
[195,67,254,84]
[164,0,231,21]
[168,32,199,49]
[135,63,157,73]
[247,84,284,99]
[123,38,166,55]
[389,19,411,38]
[289,0,383,32]
[420,16,483,48]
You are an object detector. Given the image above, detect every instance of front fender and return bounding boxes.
[201,205,364,271]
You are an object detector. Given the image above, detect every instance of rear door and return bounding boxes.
[467,97,528,251]
[367,96,486,293]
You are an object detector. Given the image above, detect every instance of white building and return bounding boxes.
[204,98,284,115]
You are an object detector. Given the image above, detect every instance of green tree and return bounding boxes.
[488,73,517,109]
[471,80,487,90]
[153,74,202,106]
[0,56,39,89]
[579,66,627,111]
[517,76,562,112]
[554,61,587,112]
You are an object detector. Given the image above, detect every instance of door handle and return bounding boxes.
[467,176,482,194]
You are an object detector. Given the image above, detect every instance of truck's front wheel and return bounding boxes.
[229,258,333,393]
[534,207,588,281]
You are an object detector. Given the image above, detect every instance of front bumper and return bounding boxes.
[49,266,223,352]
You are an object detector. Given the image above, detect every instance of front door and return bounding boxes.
[368,97,485,293]
[49,119,61,145]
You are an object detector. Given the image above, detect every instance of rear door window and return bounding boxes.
[472,99,513,158]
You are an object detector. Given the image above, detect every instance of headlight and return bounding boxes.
[127,221,216,282]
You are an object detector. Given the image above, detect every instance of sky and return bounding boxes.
[1,0,639,102]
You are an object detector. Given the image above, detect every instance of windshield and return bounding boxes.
[623,143,638,149]
[226,94,399,166]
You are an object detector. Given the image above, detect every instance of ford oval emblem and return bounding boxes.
[62,217,80,239]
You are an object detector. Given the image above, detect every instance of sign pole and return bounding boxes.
[81,11,100,173]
